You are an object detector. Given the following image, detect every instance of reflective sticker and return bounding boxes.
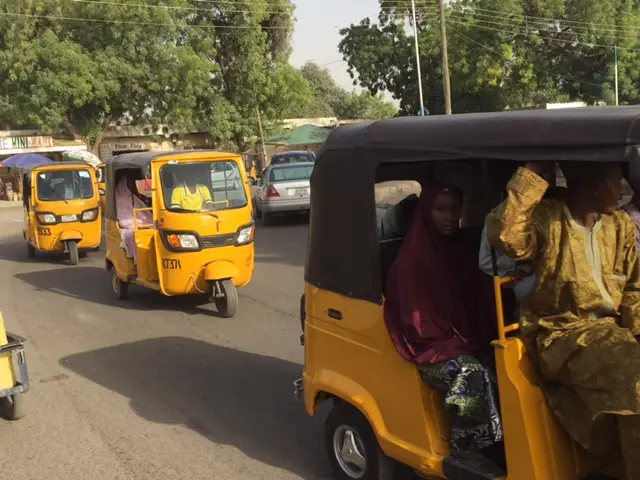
[79,171,90,178]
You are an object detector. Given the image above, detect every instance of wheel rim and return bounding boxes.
[333,425,367,479]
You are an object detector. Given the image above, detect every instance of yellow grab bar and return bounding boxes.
[493,276,520,342]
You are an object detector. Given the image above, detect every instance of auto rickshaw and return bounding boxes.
[23,161,101,265]
[295,108,640,480]
[96,163,106,210]
[104,151,255,318]
[0,312,29,420]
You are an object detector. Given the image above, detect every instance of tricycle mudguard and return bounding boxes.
[59,230,83,241]
[205,260,239,281]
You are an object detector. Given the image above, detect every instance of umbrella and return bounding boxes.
[0,153,53,169]
[62,150,102,167]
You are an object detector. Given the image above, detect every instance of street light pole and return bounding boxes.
[438,0,452,114]
[411,0,425,116]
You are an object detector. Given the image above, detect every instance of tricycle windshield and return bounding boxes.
[160,160,248,213]
[36,169,94,202]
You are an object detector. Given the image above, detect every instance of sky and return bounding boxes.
[290,0,380,91]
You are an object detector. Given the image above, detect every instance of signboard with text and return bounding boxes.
[0,136,54,150]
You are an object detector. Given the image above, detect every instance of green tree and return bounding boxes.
[299,61,397,119]
[339,0,640,113]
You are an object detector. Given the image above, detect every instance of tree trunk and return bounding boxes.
[89,115,112,156]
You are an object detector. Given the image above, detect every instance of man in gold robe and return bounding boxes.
[487,161,640,479]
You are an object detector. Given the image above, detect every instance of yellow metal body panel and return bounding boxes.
[106,151,255,297]
[302,277,624,479]
[24,163,101,253]
[204,260,240,281]
[0,313,16,391]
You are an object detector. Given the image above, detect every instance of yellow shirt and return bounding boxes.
[170,183,212,211]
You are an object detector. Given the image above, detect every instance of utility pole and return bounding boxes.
[255,106,267,169]
[410,0,425,116]
[614,45,619,106]
[438,0,452,114]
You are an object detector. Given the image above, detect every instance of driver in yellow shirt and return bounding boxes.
[170,170,214,211]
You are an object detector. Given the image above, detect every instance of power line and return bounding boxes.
[380,3,640,35]
[446,12,640,43]
[72,0,294,14]
[445,16,640,51]
[0,11,290,29]
[448,24,603,88]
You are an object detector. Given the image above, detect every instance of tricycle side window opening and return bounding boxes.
[36,169,94,202]
[160,160,247,213]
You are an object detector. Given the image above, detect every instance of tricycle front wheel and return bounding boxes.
[111,269,128,300]
[212,279,238,318]
[2,393,25,421]
[67,241,79,265]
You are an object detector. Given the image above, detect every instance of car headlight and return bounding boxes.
[82,208,99,221]
[37,213,57,224]
[236,225,255,245]
[165,233,200,250]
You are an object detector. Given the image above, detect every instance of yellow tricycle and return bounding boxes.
[104,151,255,317]
[296,108,637,480]
[23,161,102,264]
[0,313,29,421]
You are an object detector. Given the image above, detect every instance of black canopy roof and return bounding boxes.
[306,107,640,305]
[320,106,640,162]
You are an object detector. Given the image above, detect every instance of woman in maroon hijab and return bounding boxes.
[384,182,503,464]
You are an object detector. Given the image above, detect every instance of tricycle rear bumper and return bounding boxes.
[0,333,29,398]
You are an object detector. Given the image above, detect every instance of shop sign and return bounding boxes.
[113,142,147,151]
[0,136,54,150]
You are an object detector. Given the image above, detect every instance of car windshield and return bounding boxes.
[36,169,94,202]
[269,164,314,183]
[160,160,247,213]
[272,154,313,165]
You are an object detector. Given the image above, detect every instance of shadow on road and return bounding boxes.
[0,233,105,265]
[60,337,328,479]
[14,266,220,315]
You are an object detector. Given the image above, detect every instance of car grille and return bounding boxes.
[201,233,236,249]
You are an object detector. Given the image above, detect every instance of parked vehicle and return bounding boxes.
[295,108,640,480]
[270,150,315,166]
[253,162,313,226]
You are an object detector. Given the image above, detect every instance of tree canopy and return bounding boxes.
[339,0,640,114]
[0,1,397,151]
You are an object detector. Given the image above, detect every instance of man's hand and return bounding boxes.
[524,161,553,177]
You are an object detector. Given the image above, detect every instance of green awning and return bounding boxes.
[267,124,332,146]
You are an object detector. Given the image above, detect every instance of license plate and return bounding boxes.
[61,215,77,222]
[291,188,307,196]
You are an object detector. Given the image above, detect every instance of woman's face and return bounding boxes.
[431,191,462,236]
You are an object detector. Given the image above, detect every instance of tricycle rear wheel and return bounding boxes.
[213,279,238,318]
[2,393,25,421]
[26,243,35,259]
[325,402,396,480]
[111,269,128,300]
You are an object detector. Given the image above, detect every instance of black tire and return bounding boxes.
[2,393,25,421]
[325,403,396,480]
[111,269,128,300]
[261,210,270,227]
[26,243,35,259]
[68,241,79,265]
[214,279,238,318]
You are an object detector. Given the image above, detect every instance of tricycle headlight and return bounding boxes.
[82,208,98,221]
[236,225,255,245]
[37,213,56,224]
[166,233,200,250]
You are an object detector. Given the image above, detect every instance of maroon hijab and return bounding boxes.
[384,183,497,365]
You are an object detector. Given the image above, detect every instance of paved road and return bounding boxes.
[0,205,329,480]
